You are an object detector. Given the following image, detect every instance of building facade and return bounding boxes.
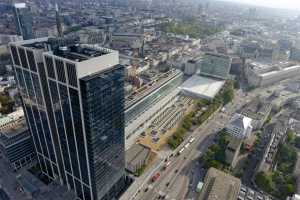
[9,38,125,200]
[13,3,34,40]
[200,52,232,80]
[226,113,253,139]
[0,119,35,171]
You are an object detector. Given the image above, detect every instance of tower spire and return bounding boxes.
[55,3,63,37]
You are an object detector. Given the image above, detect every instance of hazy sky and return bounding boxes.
[224,0,300,10]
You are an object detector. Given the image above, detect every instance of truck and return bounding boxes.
[151,172,160,182]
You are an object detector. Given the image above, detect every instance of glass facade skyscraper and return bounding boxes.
[13,3,34,40]
[9,38,125,200]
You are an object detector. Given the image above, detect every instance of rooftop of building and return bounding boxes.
[199,167,241,200]
[204,52,230,59]
[125,69,182,110]
[11,37,119,78]
[227,136,243,150]
[241,98,272,120]
[13,37,115,63]
[179,75,225,100]
[23,38,112,62]
[125,144,151,171]
[0,119,29,147]
[228,113,253,130]
[247,60,298,74]
[0,109,24,129]
[51,45,110,62]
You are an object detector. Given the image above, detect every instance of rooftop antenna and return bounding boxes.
[55,3,63,37]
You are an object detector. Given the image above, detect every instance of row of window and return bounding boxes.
[10,45,37,72]
[45,56,78,87]
[80,66,125,200]
[12,45,91,200]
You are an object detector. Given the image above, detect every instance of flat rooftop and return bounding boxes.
[179,75,225,100]
[20,37,112,62]
[199,167,241,200]
[0,119,29,147]
[52,45,109,62]
[1,119,28,138]
[260,65,300,77]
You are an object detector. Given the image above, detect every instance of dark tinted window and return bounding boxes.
[66,63,77,87]
[27,50,37,72]
[18,48,28,68]
[45,56,56,79]
[55,59,66,83]
[10,45,20,66]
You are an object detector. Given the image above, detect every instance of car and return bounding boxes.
[174,169,178,173]
[241,186,247,192]
[256,195,263,200]
[247,196,254,200]
[238,196,245,200]
[166,182,170,187]
[239,191,246,196]
[248,189,255,196]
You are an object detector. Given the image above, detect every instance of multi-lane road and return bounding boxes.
[135,90,248,200]
[119,81,287,200]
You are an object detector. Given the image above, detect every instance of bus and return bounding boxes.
[189,137,195,143]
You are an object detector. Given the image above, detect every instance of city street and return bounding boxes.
[134,90,248,200]
[120,86,274,200]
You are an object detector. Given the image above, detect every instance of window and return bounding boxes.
[10,45,20,66]
[55,59,66,83]
[18,48,28,68]
[45,56,56,79]
[27,50,37,72]
[66,63,78,87]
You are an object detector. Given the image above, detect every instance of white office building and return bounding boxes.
[226,114,253,139]
[245,61,300,87]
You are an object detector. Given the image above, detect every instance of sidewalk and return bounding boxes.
[119,157,164,200]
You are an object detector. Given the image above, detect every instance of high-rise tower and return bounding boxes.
[9,38,126,200]
[55,3,63,37]
[13,3,34,40]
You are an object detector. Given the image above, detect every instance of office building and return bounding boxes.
[179,75,225,100]
[184,59,200,76]
[0,118,35,171]
[125,144,151,174]
[199,167,241,200]
[225,136,242,168]
[226,113,253,139]
[290,47,300,62]
[200,52,232,80]
[125,69,183,148]
[245,60,300,87]
[13,3,34,40]
[9,37,126,200]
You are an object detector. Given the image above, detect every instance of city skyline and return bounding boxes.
[1,0,300,200]
[222,0,300,10]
